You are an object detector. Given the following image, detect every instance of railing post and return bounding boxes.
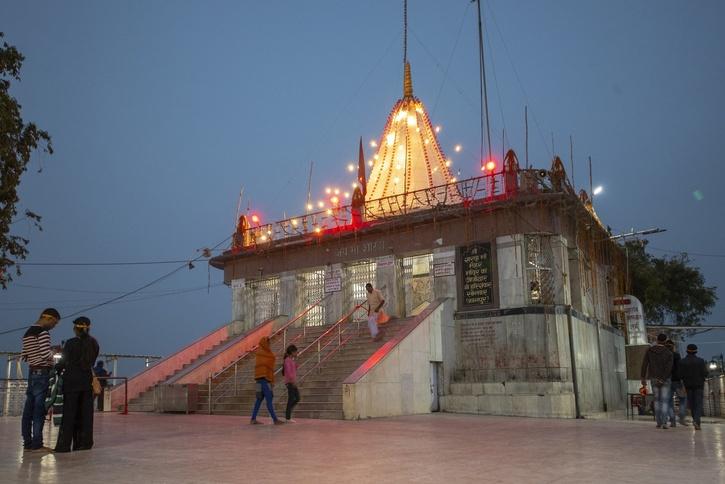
[123,377,128,415]
[317,341,321,366]
[283,328,287,351]
[234,363,238,396]
[208,374,212,415]
[338,323,341,347]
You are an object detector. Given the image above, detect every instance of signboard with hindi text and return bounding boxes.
[458,242,495,308]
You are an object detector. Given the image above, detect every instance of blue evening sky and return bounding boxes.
[2,1,723,374]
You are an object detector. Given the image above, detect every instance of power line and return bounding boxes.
[16,259,192,267]
[648,246,725,259]
[0,234,231,336]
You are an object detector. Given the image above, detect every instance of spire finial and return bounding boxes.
[403,62,413,98]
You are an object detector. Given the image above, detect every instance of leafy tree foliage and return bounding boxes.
[0,32,52,288]
[626,240,717,327]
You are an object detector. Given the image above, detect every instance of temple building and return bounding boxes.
[202,61,627,419]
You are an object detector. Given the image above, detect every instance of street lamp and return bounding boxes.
[709,360,718,371]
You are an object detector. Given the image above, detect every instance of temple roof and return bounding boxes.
[365,63,460,211]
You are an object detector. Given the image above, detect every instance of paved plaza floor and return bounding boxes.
[1,412,723,483]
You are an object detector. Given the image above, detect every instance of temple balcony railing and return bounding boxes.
[229,168,567,253]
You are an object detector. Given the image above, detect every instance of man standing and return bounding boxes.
[20,308,60,451]
[641,333,674,429]
[679,344,709,430]
[365,283,385,342]
[92,360,111,411]
[665,339,688,427]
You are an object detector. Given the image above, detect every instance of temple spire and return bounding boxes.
[403,62,413,98]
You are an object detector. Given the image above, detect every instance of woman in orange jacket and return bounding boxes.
[250,336,284,425]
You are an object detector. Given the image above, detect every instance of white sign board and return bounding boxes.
[377,255,395,268]
[324,269,342,293]
[433,261,455,277]
[612,294,647,345]
[231,278,245,289]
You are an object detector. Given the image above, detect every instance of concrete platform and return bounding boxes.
[1,412,722,483]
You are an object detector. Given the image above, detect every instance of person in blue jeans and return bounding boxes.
[250,336,284,425]
[641,333,674,429]
[665,340,688,427]
[20,308,61,451]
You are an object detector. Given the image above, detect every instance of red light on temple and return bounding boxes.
[484,160,496,172]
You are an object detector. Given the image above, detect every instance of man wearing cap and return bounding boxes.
[679,344,709,430]
[20,308,60,451]
[55,316,100,452]
[641,333,674,429]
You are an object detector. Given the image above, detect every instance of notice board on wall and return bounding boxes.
[459,242,495,308]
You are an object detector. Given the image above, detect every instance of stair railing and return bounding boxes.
[284,303,367,383]
[207,294,331,413]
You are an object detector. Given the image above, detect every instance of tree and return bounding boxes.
[626,240,718,327]
[0,32,52,288]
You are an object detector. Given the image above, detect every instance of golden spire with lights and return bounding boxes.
[364,1,461,214]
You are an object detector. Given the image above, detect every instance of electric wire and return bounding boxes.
[485,2,552,158]
[431,2,471,117]
[0,234,231,336]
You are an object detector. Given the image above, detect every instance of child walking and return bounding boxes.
[283,345,300,422]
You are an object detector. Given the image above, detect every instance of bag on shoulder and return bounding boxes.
[91,371,102,396]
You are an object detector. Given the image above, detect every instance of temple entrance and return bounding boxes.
[248,277,280,325]
[345,260,377,321]
[403,253,433,316]
[302,269,326,326]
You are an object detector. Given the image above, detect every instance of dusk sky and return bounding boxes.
[2,1,723,374]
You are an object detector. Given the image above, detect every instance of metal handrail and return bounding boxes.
[207,294,331,412]
[278,303,366,383]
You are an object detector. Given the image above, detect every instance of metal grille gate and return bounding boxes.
[302,270,326,326]
[403,253,433,315]
[525,235,555,304]
[247,277,280,325]
[345,260,377,321]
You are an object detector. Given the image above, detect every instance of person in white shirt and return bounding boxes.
[365,283,385,341]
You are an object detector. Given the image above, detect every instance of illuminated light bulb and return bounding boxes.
[318,201,324,208]
[374,154,379,160]
[368,160,374,167]
[326,209,333,215]
[347,164,355,172]
[352,182,358,188]
[266,230,272,235]
[334,188,340,195]
[433,167,439,172]
[445,160,451,167]
[424,139,430,145]
[325,187,331,194]
[306,203,313,211]
[331,196,339,204]
[291,219,298,227]
[593,185,604,196]
[393,177,400,184]
[435,125,441,133]
[386,133,395,146]
[314,227,321,234]
[451,177,457,182]
[251,215,260,224]
[415,105,423,114]
[485,160,496,172]
[260,235,267,242]
[454,144,462,153]
[370,140,378,148]
[407,115,417,127]
[344,192,350,198]
[416,127,420,133]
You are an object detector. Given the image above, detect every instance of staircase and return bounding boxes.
[126,335,237,412]
[198,317,408,419]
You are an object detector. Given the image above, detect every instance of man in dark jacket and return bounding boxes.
[641,333,674,429]
[665,340,688,427]
[679,344,709,430]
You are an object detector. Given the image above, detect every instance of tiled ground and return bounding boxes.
[1,412,722,483]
